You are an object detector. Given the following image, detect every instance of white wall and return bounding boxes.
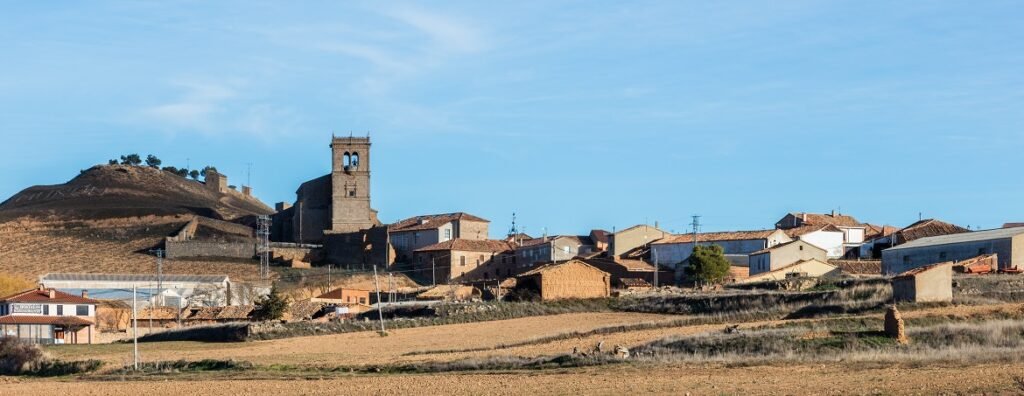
[800,231,846,257]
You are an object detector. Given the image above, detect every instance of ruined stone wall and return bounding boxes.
[165,240,256,259]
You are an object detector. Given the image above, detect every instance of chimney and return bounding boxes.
[81,290,89,298]
[48,289,55,299]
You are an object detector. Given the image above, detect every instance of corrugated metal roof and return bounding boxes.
[886,226,1024,251]
[41,273,229,283]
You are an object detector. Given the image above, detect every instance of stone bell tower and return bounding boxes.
[329,136,375,233]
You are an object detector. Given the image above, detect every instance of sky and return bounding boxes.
[1,1,1023,237]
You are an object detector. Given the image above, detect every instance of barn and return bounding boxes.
[515,260,610,301]
[891,262,953,303]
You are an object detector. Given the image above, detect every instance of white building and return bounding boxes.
[0,287,98,345]
[39,273,247,307]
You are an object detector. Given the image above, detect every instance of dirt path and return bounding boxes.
[5,362,1024,395]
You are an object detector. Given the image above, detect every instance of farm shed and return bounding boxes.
[882,226,1024,274]
[892,262,953,303]
[515,260,610,301]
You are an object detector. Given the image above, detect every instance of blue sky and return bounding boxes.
[2,1,1023,236]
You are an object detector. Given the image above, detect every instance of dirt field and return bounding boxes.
[5,363,1024,395]
[49,312,676,366]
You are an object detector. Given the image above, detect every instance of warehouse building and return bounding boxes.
[882,226,1024,274]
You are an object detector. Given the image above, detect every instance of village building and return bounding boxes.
[650,229,792,269]
[891,262,954,303]
[862,219,970,259]
[515,235,598,268]
[312,287,371,306]
[413,239,515,283]
[389,212,490,263]
[589,229,610,251]
[748,239,828,276]
[882,226,1024,274]
[780,224,847,258]
[741,259,840,284]
[776,212,867,257]
[514,260,611,301]
[580,257,674,289]
[0,287,98,345]
[607,224,670,259]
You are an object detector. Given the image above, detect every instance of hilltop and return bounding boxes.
[0,164,272,224]
[0,164,274,282]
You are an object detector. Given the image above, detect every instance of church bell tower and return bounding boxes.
[329,135,374,233]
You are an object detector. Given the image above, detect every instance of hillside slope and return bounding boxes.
[0,164,273,223]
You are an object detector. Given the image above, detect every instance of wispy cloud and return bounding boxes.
[383,6,486,53]
[142,81,237,129]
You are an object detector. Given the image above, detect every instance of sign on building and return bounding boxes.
[11,304,43,314]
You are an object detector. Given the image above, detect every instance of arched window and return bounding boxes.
[343,152,351,167]
[351,152,360,167]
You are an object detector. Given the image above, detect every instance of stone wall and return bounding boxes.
[166,240,256,259]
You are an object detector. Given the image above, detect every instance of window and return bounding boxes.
[460,256,466,266]
[444,229,451,240]
[76,305,89,316]
[57,305,63,316]
[563,246,571,254]
[359,297,366,304]
[43,305,49,315]
[799,245,803,251]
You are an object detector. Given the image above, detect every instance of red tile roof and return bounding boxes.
[0,315,94,326]
[784,212,864,228]
[653,229,781,245]
[389,212,489,233]
[415,239,514,253]
[895,219,970,243]
[894,261,952,279]
[0,288,98,304]
[782,224,843,238]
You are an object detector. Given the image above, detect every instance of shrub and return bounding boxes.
[252,285,289,321]
[685,244,731,284]
[0,338,101,376]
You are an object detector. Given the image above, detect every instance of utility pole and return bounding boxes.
[431,257,436,286]
[652,248,659,289]
[327,265,332,291]
[689,215,702,246]
[372,265,386,334]
[132,283,139,371]
[151,249,164,307]
[257,215,271,280]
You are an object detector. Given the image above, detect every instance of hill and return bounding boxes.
[0,164,272,223]
[0,164,275,282]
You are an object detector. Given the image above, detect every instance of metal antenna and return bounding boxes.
[689,215,702,246]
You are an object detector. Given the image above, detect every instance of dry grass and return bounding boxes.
[0,272,34,297]
[0,221,268,282]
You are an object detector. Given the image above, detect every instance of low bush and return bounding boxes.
[122,359,253,373]
[0,338,102,376]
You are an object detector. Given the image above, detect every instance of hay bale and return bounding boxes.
[884,305,908,345]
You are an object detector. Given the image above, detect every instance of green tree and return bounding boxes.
[252,285,289,321]
[684,244,731,284]
[145,154,162,168]
[189,169,200,180]
[200,166,218,178]
[107,159,118,165]
[119,154,142,166]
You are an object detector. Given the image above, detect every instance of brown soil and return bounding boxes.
[4,363,1024,395]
